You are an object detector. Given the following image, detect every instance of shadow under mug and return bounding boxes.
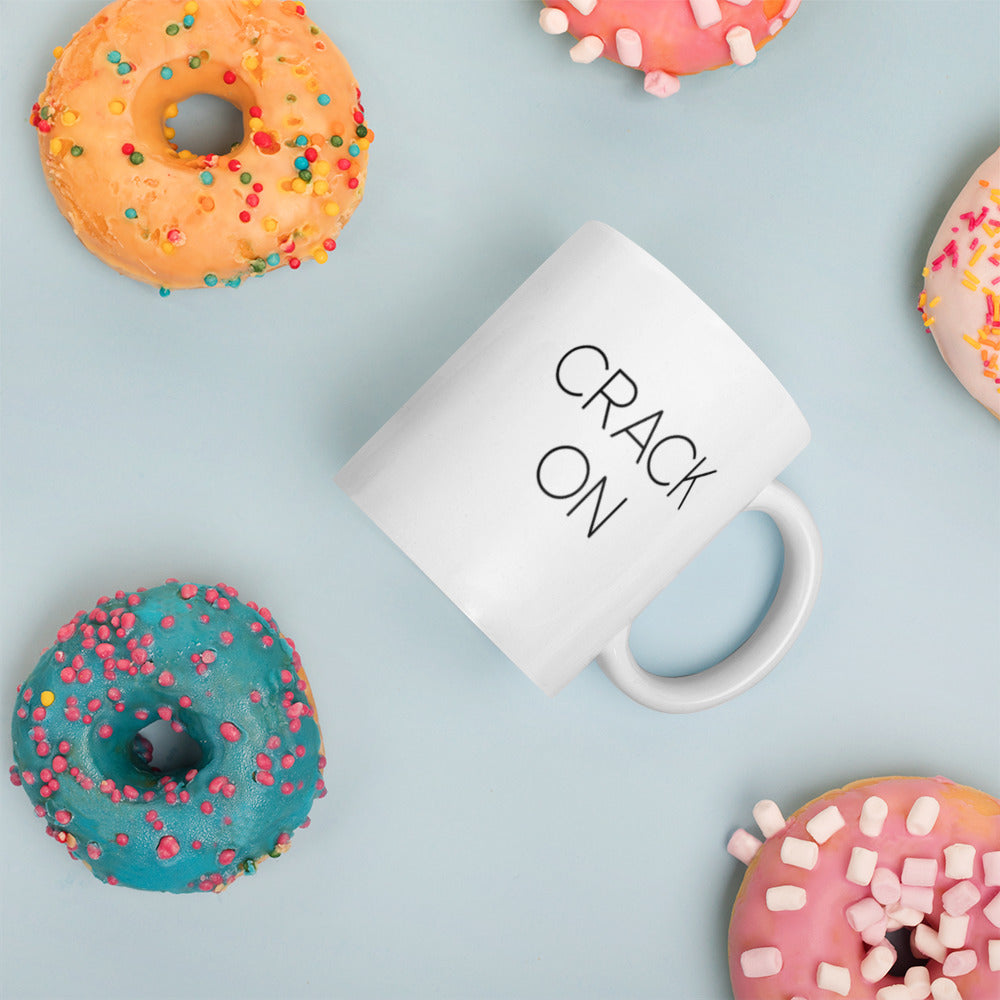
[337,222,822,712]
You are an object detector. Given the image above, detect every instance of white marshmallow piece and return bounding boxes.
[860,796,889,837]
[985,888,1000,928]
[942,879,981,916]
[566,0,597,14]
[781,836,819,870]
[937,912,969,949]
[861,944,896,983]
[806,805,846,844]
[740,946,782,978]
[726,828,762,865]
[688,0,722,29]
[753,799,785,839]
[725,26,756,66]
[902,857,938,886]
[816,962,851,997]
[871,866,902,904]
[989,939,1000,972]
[538,8,569,34]
[929,978,962,1000]
[846,897,885,932]
[614,28,642,68]
[942,949,977,977]
[906,795,940,836]
[911,923,947,963]
[886,903,924,927]
[905,965,932,1000]
[847,846,879,886]
[765,885,806,911]
[569,36,603,63]
[984,849,1000,886]
[943,843,976,880]
[876,987,913,1000]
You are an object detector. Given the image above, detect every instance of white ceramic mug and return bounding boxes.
[337,222,822,712]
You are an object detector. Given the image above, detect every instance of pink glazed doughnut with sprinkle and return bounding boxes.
[538,0,801,96]
[726,776,1000,1000]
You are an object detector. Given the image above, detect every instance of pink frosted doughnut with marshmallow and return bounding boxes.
[538,0,801,96]
[726,776,1000,1000]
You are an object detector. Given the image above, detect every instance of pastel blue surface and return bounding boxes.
[1,2,998,998]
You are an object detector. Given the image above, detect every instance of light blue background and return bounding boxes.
[2,2,998,998]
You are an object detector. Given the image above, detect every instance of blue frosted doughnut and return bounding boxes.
[9,580,325,893]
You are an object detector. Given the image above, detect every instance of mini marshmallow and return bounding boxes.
[984,850,1000,886]
[937,912,969,949]
[942,949,977,978]
[780,836,819,870]
[861,914,889,946]
[905,965,932,1000]
[942,879,981,916]
[860,795,889,837]
[871,867,902,905]
[943,843,976,880]
[740,946,782,978]
[688,0,723,30]
[885,903,923,927]
[614,28,642,68]
[765,885,806,911]
[806,805,846,844]
[906,795,940,836]
[984,888,1000,928]
[929,978,962,1000]
[816,962,851,996]
[989,939,1000,972]
[538,8,569,33]
[752,799,785,839]
[569,36,603,63]
[566,0,597,14]
[727,828,763,865]
[912,923,947,963]
[642,70,680,98]
[846,897,885,932]
[899,884,935,914]
[876,987,913,1000]
[847,846,878,886]
[902,857,938,886]
[725,26,756,66]
[860,943,896,983]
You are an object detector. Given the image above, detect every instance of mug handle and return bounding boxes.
[595,480,822,713]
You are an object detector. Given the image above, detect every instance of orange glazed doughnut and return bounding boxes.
[538,0,801,97]
[726,776,1000,1000]
[31,0,372,293]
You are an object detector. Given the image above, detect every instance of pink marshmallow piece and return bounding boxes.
[984,850,1000,886]
[985,888,1000,928]
[727,828,762,865]
[899,884,935,914]
[901,857,938,887]
[740,946,782,978]
[642,71,680,98]
[614,28,642,68]
[941,949,977,977]
[846,897,885,932]
[871,867,902,905]
[942,879,981,916]
[861,914,889,946]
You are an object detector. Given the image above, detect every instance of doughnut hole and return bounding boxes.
[885,927,929,978]
[131,718,205,778]
[165,94,244,156]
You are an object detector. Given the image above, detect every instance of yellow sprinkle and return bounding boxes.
[313,180,329,196]
[924,316,935,327]
[165,103,179,120]
[61,110,78,126]
[49,138,64,156]
[357,138,370,151]
[313,159,330,176]
[163,126,176,139]
[291,177,308,193]
[161,241,175,254]
[65,833,77,850]
[40,691,55,707]
[184,1,199,12]
[313,248,328,264]
[248,117,263,130]
[109,99,126,115]
[928,296,940,308]
[263,216,278,232]
[961,272,981,290]
[991,188,1000,204]
[243,54,260,71]
[53,46,64,58]
[293,65,309,78]
[963,334,982,349]
[179,149,195,160]
[969,244,986,267]
[323,201,340,217]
